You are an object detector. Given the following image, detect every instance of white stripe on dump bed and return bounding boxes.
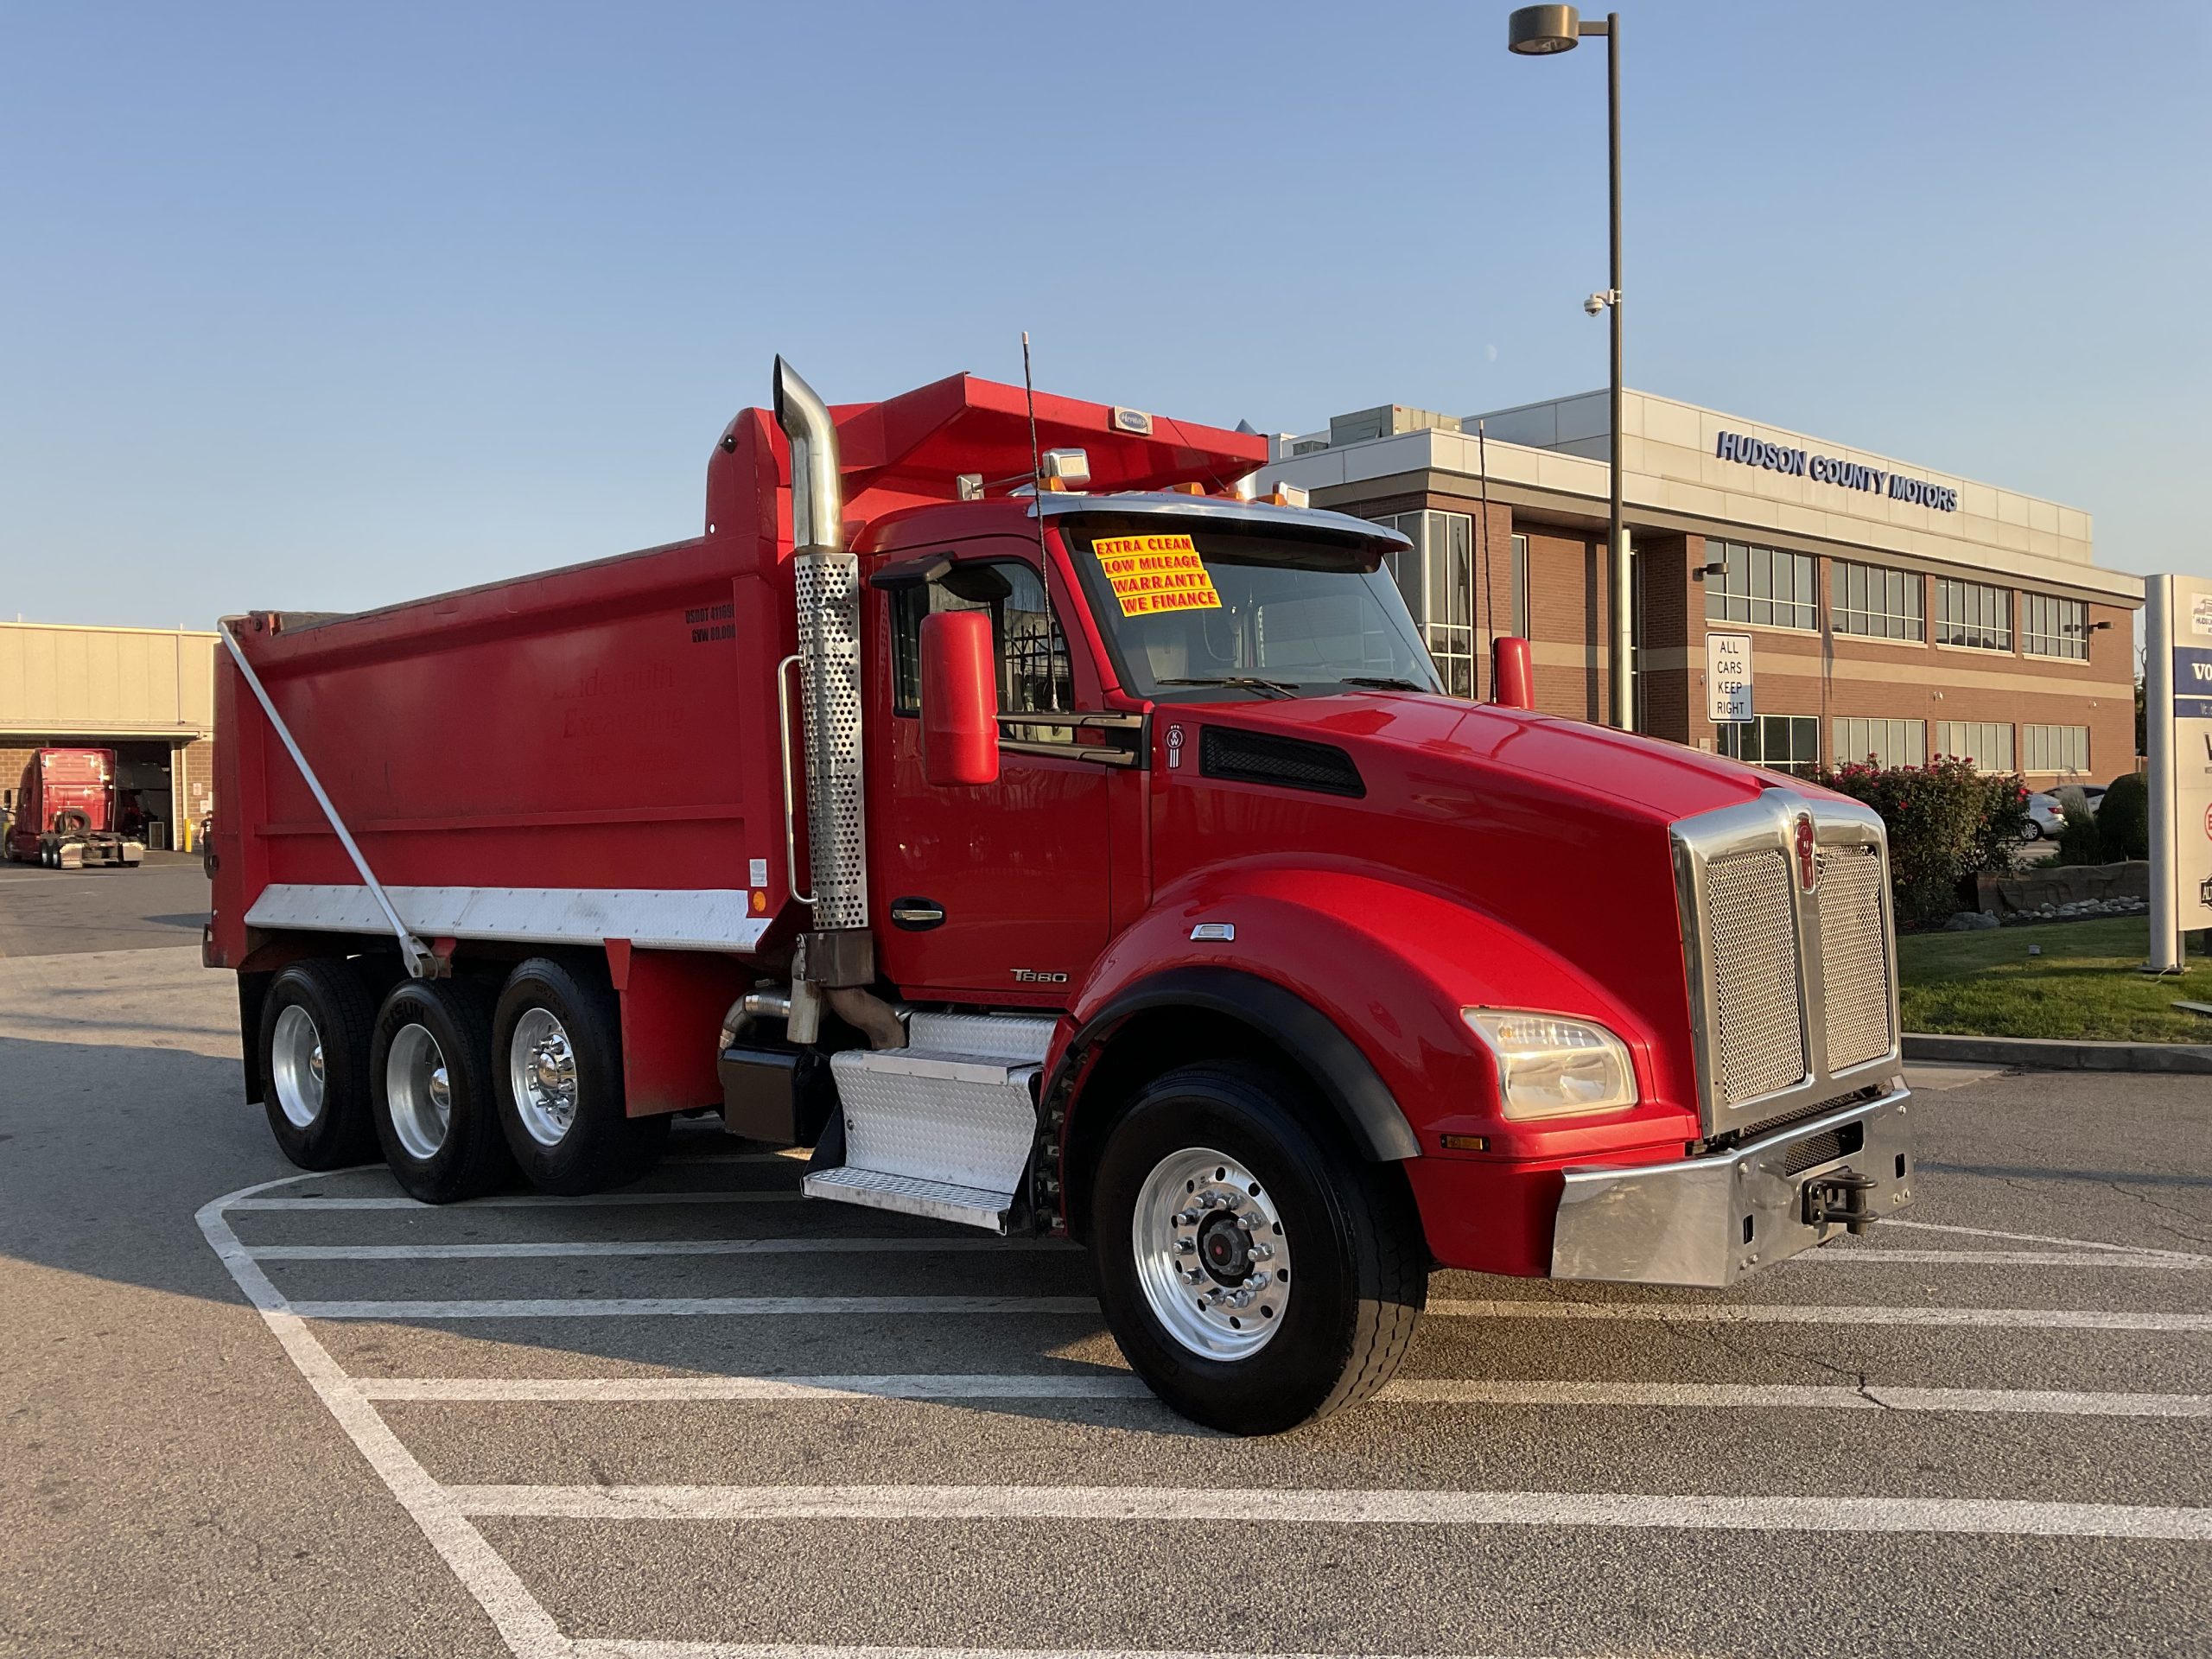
[245,882,770,952]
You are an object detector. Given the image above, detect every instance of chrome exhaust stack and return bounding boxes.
[772,359,872,1033]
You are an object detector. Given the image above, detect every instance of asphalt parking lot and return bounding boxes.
[3,876,2209,1656]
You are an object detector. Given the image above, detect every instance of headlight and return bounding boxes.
[1462,1008,1637,1120]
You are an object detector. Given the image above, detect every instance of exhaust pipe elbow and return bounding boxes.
[772,357,844,554]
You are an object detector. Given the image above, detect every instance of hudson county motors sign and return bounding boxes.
[1715,430,1958,512]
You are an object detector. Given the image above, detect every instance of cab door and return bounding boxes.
[868,547,1119,999]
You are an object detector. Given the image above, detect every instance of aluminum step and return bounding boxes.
[806,1038,1046,1234]
[800,1166,1018,1231]
[904,1011,1056,1064]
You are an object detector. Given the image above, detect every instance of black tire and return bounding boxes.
[1089,1061,1427,1435]
[369,977,514,1204]
[257,959,380,1170]
[54,808,90,835]
[492,957,668,1195]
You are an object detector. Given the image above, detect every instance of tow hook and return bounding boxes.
[1801,1166,1879,1235]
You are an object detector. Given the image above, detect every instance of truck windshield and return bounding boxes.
[1060,518,1440,701]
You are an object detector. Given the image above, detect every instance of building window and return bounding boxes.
[1717,715,1821,779]
[1936,580,2012,651]
[1834,717,1927,771]
[2021,724,2089,776]
[1831,562,1923,642]
[1935,721,2016,772]
[2021,594,2089,661]
[1370,511,1477,698]
[1705,542,1815,631]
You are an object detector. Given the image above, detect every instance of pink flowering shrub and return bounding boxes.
[1815,756,2027,926]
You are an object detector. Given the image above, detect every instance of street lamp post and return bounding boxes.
[1508,5,1630,732]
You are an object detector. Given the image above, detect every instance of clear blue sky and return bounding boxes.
[2,1,2205,629]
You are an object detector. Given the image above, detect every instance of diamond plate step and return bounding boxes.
[800,1166,1016,1231]
[809,1043,1043,1235]
[904,1012,1056,1065]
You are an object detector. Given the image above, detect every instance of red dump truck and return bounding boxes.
[206,361,1913,1433]
[4,747,145,868]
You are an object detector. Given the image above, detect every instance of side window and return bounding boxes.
[893,559,1073,734]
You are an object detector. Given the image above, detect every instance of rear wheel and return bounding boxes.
[370,978,512,1204]
[257,959,378,1169]
[1090,1061,1427,1435]
[493,957,667,1195]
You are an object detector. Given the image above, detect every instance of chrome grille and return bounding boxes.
[1817,846,1893,1071]
[1706,850,1808,1107]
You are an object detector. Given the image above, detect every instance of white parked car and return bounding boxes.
[2021,792,2068,840]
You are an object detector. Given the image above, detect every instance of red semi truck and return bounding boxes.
[4,748,146,868]
[205,361,1913,1433]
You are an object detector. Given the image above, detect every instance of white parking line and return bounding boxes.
[356,1374,2212,1418]
[573,1645,1605,1659]
[252,1237,1077,1261]
[243,1239,2202,1268]
[447,1483,2212,1540]
[1431,1300,2212,1332]
[1885,1219,2209,1261]
[226,1192,799,1210]
[202,1166,2212,1659]
[1791,1249,2212,1269]
[362,1375,1151,1402]
[291,1295,1098,1319]
[289,1294,2212,1331]
[572,1646,1607,1659]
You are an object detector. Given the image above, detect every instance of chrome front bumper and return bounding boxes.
[1549,1088,1913,1289]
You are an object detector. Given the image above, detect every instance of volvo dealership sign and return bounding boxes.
[1715,431,1959,512]
[2146,574,2212,971]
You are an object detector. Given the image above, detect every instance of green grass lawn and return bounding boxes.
[1898,916,2212,1042]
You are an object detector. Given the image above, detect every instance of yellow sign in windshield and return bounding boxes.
[1092,533,1223,617]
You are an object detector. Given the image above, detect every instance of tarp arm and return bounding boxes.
[217,620,434,978]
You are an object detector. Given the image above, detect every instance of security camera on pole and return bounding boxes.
[2145,572,2212,972]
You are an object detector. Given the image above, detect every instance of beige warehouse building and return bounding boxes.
[0,622,219,850]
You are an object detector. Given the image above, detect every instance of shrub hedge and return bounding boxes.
[1815,758,2026,927]
[2098,772,2151,861]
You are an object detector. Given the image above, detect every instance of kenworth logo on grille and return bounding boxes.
[1793,811,1819,893]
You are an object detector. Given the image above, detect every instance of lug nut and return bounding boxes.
[1179,1267,1202,1285]
[1250,1243,1274,1261]
[1173,1209,1198,1226]
[1172,1239,1195,1255]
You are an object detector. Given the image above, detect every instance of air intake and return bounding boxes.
[1199,726,1365,798]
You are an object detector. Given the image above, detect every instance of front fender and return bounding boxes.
[1052,862,1695,1164]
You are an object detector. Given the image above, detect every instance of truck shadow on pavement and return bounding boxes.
[0,1032,1213,1438]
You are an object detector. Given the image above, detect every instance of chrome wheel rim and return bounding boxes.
[1130,1146,1291,1360]
[507,1007,578,1147]
[385,1022,452,1160]
[270,1003,327,1129]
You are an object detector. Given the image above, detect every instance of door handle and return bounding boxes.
[889,898,946,931]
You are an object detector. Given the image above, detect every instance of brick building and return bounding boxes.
[1258,391,2140,786]
[1,622,219,850]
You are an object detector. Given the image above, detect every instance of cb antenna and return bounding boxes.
[1021,330,1062,715]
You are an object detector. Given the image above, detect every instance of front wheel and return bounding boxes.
[1090,1062,1427,1435]
[2021,821,2044,841]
